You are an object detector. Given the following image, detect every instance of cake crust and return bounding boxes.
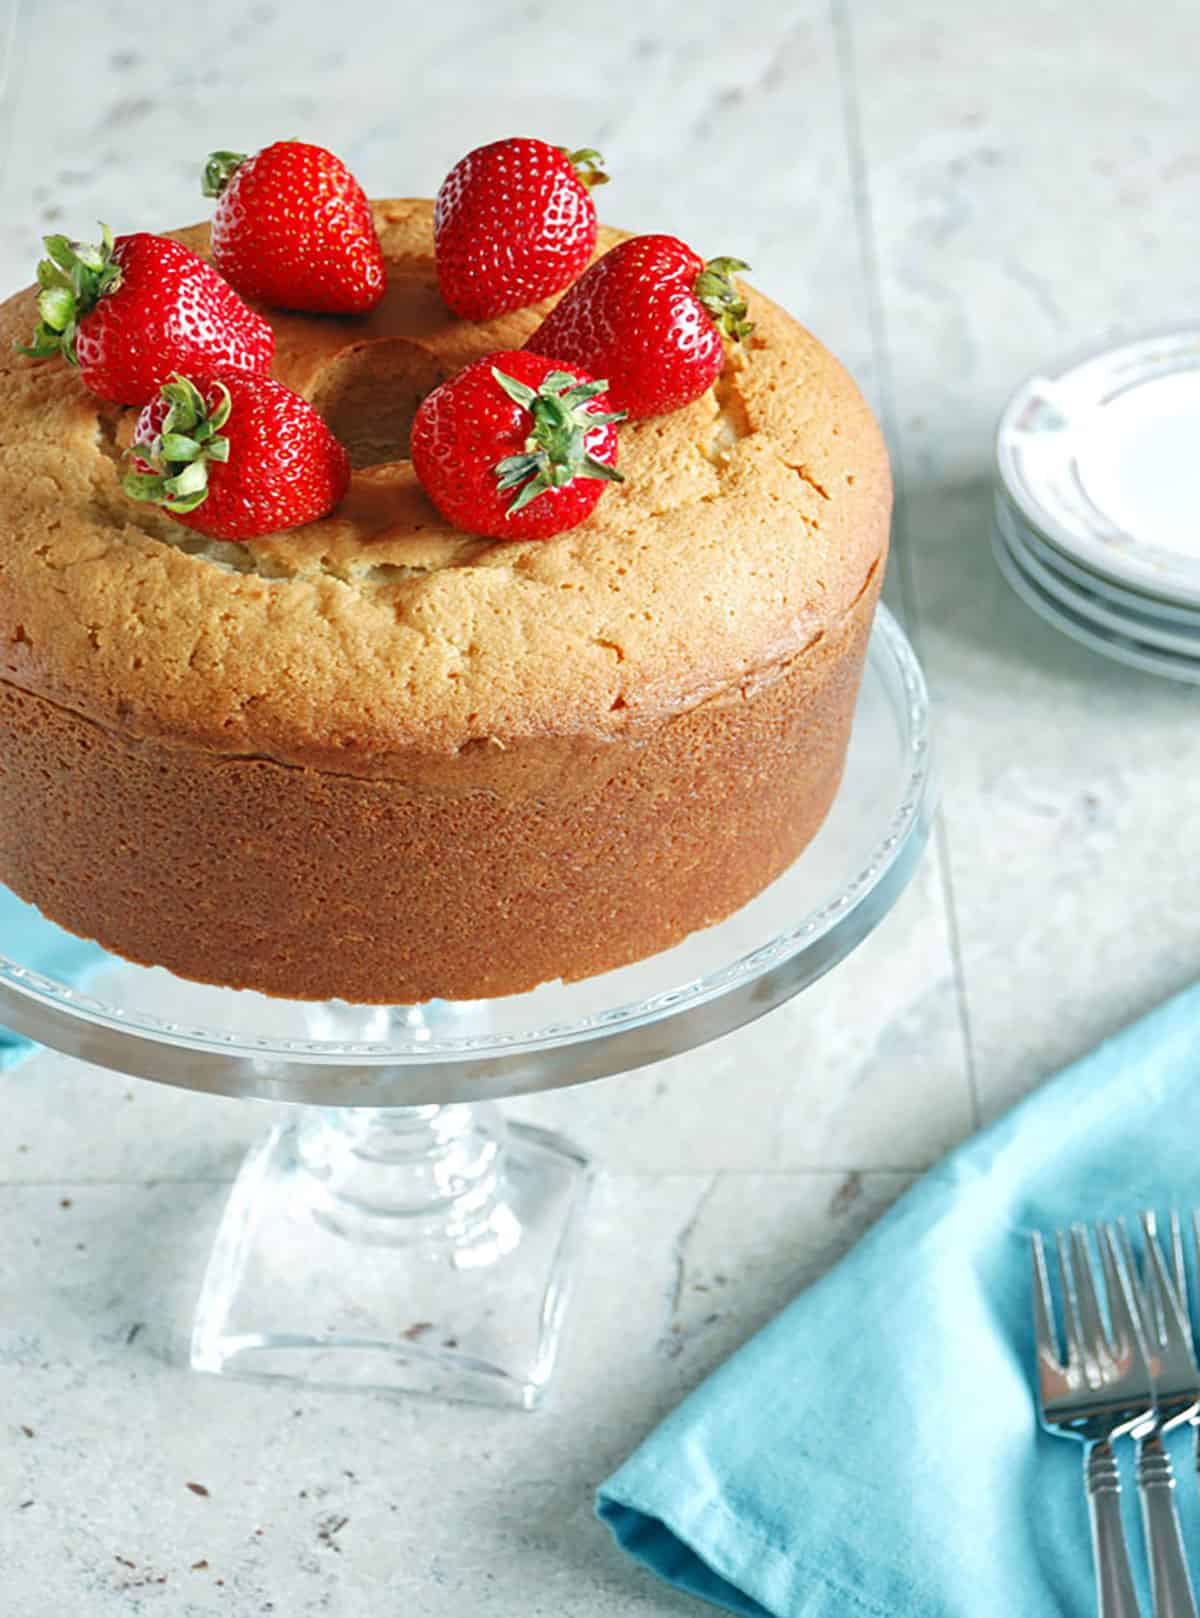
[0,201,888,780]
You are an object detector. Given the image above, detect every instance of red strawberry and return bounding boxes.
[203,140,385,314]
[122,373,350,541]
[528,235,753,419]
[410,350,624,541]
[19,226,273,406]
[434,138,607,321]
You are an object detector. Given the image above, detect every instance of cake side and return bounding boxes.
[0,200,890,784]
[0,570,879,1002]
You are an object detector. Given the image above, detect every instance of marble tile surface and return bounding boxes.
[3,1170,908,1615]
[1,0,1196,1610]
[845,0,1200,1117]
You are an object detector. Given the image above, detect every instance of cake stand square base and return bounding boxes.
[190,1109,592,1409]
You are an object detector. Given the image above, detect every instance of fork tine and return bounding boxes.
[1112,1217,1142,1304]
[1071,1225,1113,1364]
[1140,1211,1169,1345]
[1141,1210,1196,1364]
[1098,1222,1142,1361]
[1031,1232,1063,1374]
[1057,1228,1086,1375]
[1170,1210,1187,1303]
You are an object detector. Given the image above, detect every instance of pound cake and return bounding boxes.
[0,198,890,1003]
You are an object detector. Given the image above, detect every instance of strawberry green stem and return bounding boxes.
[563,146,609,188]
[122,374,232,515]
[695,256,754,343]
[202,149,248,198]
[491,366,625,516]
[17,224,122,365]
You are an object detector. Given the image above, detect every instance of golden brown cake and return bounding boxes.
[0,200,890,1003]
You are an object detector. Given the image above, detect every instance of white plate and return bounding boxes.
[991,517,1200,685]
[995,499,1200,657]
[995,492,1200,629]
[996,330,1200,608]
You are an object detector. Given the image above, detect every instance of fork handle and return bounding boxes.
[1087,1443,1146,1618]
[1138,1434,1199,1618]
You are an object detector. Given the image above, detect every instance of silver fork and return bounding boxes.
[1105,1216,1200,1618]
[1182,1213,1200,1496]
[1033,1226,1151,1618]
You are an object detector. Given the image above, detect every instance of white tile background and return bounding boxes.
[0,0,1197,1610]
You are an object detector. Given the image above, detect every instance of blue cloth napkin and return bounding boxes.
[0,886,107,1069]
[599,981,1200,1617]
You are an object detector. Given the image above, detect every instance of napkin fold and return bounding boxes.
[0,886,107,1069]
[599,981,1200,1618]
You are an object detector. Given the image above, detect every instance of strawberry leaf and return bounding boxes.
[556,377,611,407]
[42,236,79,273]
[16,224,122,366]
[164,460,210,500]
[160,374,209,427]
[36,259,71,292]
[37,286,74,331]
[72,240,108,273]
[494,452,543,491]
[202,149,248,198]
[505,476,554,515]
[490,367,539,411]
[490,365,625,516]
[122,375,234,516]
[564,147,609,188]
[694,256,754,343]
[159,433,202,459]
[207,388,233,433]
[121,471,166,500]
[578,455,624,483]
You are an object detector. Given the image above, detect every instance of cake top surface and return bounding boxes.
[0,200,890,771]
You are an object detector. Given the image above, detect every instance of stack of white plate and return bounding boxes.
[993,330,1200,684]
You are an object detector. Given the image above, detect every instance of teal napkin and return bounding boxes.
[599,981,1200,1617]
[0,886,107,1069]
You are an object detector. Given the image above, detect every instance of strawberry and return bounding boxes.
[122,373,350,541]
[203,140,385,314]
[527,234,753,419]
[410,350,624,541]
[434,137,607,321]
[19,226,273,406]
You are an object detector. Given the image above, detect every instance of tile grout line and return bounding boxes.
[829,0,982,1130]
[929,823,981,1126]
[0,0,26,201]
[0,1176,238,1188]
[0,1166,933,1188]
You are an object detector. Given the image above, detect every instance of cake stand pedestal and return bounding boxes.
[191,1099,589,1405]
[0,607,933,1409]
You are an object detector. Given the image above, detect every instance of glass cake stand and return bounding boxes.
[0,607,934,1409]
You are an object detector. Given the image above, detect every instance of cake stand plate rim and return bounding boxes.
[0,605,936,1103]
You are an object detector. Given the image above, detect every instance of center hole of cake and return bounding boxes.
[308,339,448,470]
